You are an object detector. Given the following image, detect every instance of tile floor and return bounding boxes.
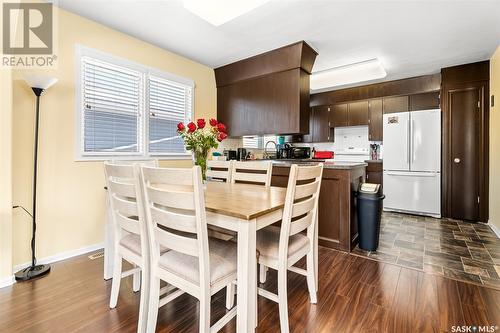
[352,212,500,289]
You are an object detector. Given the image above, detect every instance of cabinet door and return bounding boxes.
[313,106,331,142]
[383,96,409,114]
[409,92,440,111]
[347,101,369,126]
[330,103,348,127]
[302,107,314,143]
[368,99,383,141]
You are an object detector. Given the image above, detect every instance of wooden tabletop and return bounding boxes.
[204,182,286,220]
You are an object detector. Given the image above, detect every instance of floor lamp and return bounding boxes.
[14,74,58,281]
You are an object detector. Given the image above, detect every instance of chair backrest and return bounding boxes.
[231,161,272,187]
[206,160,233,183]
[140,166,210,288]
[278,164,324,260]
[104,162,149,258]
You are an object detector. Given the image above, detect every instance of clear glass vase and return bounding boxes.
[193,148,209,181]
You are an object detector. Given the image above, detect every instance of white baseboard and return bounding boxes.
[488,222,500,238]
[9,243,104,282]
[0,276,15,289]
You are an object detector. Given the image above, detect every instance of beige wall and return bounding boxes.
[490,46,500,232]
[1,69,13,282]
[11,7,216,266]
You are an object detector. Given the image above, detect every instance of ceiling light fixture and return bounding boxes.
[310,58,387,91]
[183,0,270,26]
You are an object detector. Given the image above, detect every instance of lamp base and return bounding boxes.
[14,264,51,281]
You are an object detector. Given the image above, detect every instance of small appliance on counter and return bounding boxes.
[223,150,237,160]
[237,148,247,161]
[313,150,334,159]
[277,143,293,159]
[291,147,311,159]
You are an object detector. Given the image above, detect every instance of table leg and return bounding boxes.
[237,219,257,333]
[104,193,114,280]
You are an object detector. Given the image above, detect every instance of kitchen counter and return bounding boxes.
[248,159,367,170]
[364,159,383,163]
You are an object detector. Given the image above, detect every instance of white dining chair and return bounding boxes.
[140,165,238,333]
[255,163,323,332]
[231,161,272,187]
[206,160,234,183]
[104,161,157,333]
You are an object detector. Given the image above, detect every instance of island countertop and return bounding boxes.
[245,159,367,170]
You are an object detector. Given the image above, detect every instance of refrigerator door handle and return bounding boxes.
[385,171,438,177]
[406,118,410,165]
[411,118,415,163]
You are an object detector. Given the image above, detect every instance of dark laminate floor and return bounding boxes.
[353,212,500,290]
[1,246,500,332]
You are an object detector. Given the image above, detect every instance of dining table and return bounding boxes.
[103,181,303,332]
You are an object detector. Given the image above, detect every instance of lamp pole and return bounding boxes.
[14,86,52,281]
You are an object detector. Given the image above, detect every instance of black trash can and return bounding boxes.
[356,183,385,251]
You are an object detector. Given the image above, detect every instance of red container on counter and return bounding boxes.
[313,151,334,159]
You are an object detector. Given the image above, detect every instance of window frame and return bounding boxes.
[74,45,195,161]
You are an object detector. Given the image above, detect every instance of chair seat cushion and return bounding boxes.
[158,238,237,286]
[256,226,310,261]
[120,233,167,255]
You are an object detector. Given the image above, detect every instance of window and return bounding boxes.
[242,135,278,149]
[76,45,194,160]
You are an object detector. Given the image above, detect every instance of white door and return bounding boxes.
[383,171,441,217]
[410,110,441,172]
[383,112,409,171]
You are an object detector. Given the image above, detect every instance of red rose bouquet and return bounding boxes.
[177,118,227,180]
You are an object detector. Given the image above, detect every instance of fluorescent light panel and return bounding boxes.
[311,59,387,90]
[183,0,270,26]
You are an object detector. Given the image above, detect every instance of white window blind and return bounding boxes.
[148,76,192,154]
[82,57,143,154]
[242,135,278,149]
[242,136,259,149]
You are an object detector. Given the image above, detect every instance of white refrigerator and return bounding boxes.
[383,109,441,218]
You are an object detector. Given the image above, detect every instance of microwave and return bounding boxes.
[291,147,311,159]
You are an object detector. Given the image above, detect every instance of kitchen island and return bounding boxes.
[268,160,366,252]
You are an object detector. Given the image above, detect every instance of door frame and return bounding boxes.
[442,81,489,222]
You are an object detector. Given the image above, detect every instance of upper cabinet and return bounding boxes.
[215,41,318,136]
[368,99,383,141]
[409,92,440,111]
[302,106,332,143]
[383,96,409,113]
[330,104,348,127]
[348,101,369,126]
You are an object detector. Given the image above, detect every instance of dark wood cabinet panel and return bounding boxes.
[368,99,383,141]
[311,73,441,107]
[348,101,369,126]
[410,92,440,111]
[330,103,348,127]
[383,96,409,113]
[365,161,383,190]
[218,69,304,136]
[313,106,331,142]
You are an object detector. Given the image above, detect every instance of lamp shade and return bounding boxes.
[22,74,58,90]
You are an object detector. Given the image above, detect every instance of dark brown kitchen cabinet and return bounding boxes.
[347,101,369,126]
[330,103,348,127]
[410,92,440,111]
[368,99,383,141]
[314,106,332,142]
[383,96,409,113]
[365,161,383,190]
